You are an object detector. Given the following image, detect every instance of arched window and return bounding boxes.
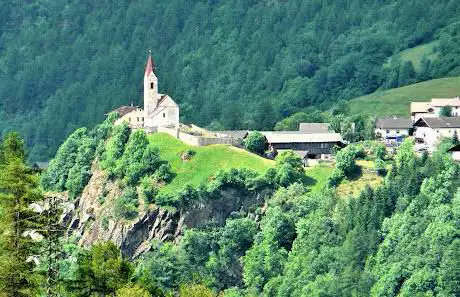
[150,82,154,89]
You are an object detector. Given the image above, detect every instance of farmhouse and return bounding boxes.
[413,117,460,150]
[110,52,180,131]
[260,131,345,159]
[410,97,460,122]
[375,117,412,145]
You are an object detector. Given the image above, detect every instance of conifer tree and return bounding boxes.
[0,133,44,296]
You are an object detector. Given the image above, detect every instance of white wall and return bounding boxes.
[415,126,460,149]
[375,128,410,138]
[452,151,460,162]
[115,109,144,129]
[433,106,460,116]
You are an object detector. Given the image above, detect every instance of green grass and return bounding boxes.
[348,77,460,118]
[385,41,439,71]
[304,165,334,193]
[149,133,274,193]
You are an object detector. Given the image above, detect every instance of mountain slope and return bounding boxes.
[1,0,460,160]
[347,77,460,117]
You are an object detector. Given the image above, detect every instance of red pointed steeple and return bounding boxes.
[144,50,155,76]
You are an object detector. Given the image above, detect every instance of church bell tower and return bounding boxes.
[144,51,159,128]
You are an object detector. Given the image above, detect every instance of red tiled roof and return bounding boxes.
[144,54,155,76]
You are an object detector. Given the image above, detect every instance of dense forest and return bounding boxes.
[1,0,460,160]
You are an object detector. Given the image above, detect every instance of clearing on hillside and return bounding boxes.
[149,133,273,193]
[385,41,439,71]
[347,77,460,118]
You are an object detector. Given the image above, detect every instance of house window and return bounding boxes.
[137,117,139,121]
[128,117,131,122]
[396,130,400,134]
[142,117,144,121]
[163,113,166,118]
[150,82,154,89]
[386,130,390,134]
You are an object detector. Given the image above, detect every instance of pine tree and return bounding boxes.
[0,133,45,296]
[452,130,459,145]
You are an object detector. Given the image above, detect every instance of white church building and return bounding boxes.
[112,53,179,131]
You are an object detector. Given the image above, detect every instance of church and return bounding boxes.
[112,53,180,131]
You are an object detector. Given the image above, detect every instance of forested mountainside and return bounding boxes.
[1,0,460,160]
[1,115,459,296]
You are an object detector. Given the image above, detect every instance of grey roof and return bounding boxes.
[260,131,343,144]
[277,149,309,159]
[375,117,413,129]
[109,105,138,117]
[414,117,460,129]
[299,123,330,133]
[214,130,249,139]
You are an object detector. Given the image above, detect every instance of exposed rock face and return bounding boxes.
[64,164,266,259]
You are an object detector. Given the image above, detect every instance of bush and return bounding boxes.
[375,158,387,176]
[140,177,159,204]
[154,163,173,183]
[327,169,345,187]
[335,147,359,178]
[115,187,139,219]
[243,132,267,155]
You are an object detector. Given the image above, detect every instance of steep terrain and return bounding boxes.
[1,0,460,160]
[347,77,460,117]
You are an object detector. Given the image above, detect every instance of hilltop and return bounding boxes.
[347,77,460,118]
[149,133,273,193]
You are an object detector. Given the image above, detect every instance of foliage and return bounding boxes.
[64,242,133,296]
[440,105,453,117]
[115,187,140,220]
[116,284,152,297]
[335,146,359,178]
[3,0,460,161]
[243,132,267,155]
[374,158,387,176]
[0,133,44,296]
[274,110,326,131]
[140,176,159,204]
[327,169,345,188]
[178,284,214,297]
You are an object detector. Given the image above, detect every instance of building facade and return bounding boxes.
[413,117,460,150]
[111,53,180,131]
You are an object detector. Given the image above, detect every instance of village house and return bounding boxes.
[374,117,412,145]
[110,52,180,131]
[448,144,460,162]
[410,97,460,122]
[260,131,345,160]
[413,117,460,150]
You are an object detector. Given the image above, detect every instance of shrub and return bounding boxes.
[243,132,267,155]
[100,123,130,175]
[335,147,359,178]
[153,163,173,183]
[375,158,387,176]
[327,169,345,187]
[140,177,159,204]
[115,187,139,219]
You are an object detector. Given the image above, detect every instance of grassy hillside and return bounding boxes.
[386,41,439,71]
[348,77,460,118]
[149,133,273,193]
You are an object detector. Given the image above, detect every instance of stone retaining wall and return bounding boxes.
[157,126,242,147]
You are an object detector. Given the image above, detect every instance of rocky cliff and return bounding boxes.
[61,162,267,259]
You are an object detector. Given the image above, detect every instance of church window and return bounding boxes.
[150,82,154,89]
[142,117,144,121]
[128,117,131,122]
[163,113,166,118]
